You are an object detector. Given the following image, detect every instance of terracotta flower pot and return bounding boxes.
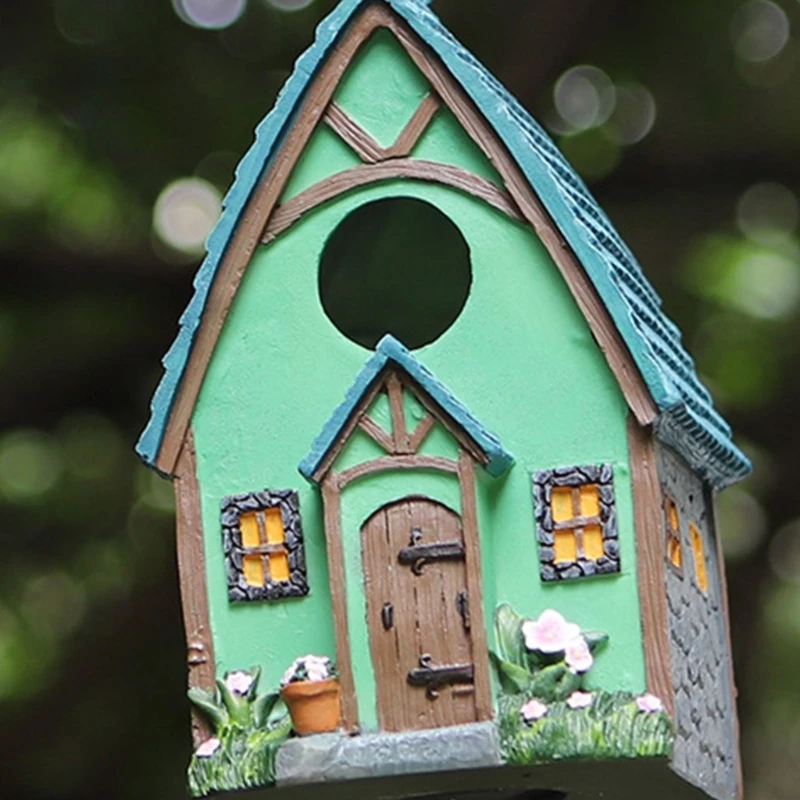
[281,677,341,735]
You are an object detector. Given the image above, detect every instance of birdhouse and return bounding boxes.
[137,2,749,799]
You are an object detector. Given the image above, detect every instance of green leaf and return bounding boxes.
[494,604,526,667]
[528,663,569,702]
[217,678,250,728]
[252,691,280,729]
[247,666,262,699]
[188,687,228,730]
[583,631,609,653]
[490,652,533,694]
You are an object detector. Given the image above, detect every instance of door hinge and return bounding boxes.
[381,602,394,631]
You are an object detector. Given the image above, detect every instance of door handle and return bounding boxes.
[381,602,394,630]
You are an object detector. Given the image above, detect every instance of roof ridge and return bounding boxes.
[137,0,750,488]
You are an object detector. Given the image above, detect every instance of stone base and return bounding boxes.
[275,722,502,786]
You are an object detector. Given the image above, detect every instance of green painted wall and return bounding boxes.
[190,29,648,727]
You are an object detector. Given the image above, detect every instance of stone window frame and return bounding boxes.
[533,464,620,582]
[221,489,309,603]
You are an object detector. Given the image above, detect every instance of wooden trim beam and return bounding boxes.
[323,94,441,163]
[337,453,459,489]
[374,6,658,428]
[321,477,359,732]
[386,373,412,454]
[358,415,394,453]
[627,416,674,718]
[262,160,524,244]
[155,5,393,474]
[386,93,441,158]
[457,451,493,721]
[174,429,216,746]
[324,102,386,163]
[408,413,436,453]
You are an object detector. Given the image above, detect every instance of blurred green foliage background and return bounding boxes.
[1,0,799,798]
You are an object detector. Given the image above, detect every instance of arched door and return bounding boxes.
[362,497,477,732]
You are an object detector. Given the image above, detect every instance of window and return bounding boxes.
[318,198,472,351]
[665,497,683,573]
[689,523,709,593]
[221,490,309,602]
[533,464,620,582]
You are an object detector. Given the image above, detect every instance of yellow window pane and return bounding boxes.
[668,535,682,570]
[269,552,291,582]
[690,525,708,592]
[265,507,285,545]
[579,485,600,518]
[551,487,574,523]
[583,525,604,561]
[668,500,679,532]
[243,554,265,587]
[554,530,578,564]
[240,512,261,548]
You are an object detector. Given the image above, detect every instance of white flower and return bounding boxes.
[225,671,254,696]
[195,737,221,758]
[564,636,594,674]
[636,693,665,713]
[521,609,581,654]
[566,691,593,710]
[520,698,549,723]
[282,655,333,686]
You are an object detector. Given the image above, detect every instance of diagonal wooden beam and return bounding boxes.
[324,102,386,163]
[324,93,442,164]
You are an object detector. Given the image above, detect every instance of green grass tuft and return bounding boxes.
[187,717,292,798]
[498,691,674,765]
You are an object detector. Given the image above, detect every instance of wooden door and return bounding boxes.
[362,498,477,732]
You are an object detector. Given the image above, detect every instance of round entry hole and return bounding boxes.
[319,198,472,350]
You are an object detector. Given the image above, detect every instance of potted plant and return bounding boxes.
[280,655,340,735]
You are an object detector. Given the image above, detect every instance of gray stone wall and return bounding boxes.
[655,442,738,800]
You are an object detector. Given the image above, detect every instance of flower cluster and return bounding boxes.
[281,655,335,687]
[521,609,593,674]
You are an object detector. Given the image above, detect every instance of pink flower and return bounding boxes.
[521,609,581,654]
[565,636,593,674]
[225,671,254,696]
[520,698,549,723]
[567,691,593,710]
[196,737,221,758]
[636,694,665,714]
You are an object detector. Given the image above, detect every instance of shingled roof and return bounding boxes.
[137,0,750,488]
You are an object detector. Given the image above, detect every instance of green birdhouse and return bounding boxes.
[137,2,749,799]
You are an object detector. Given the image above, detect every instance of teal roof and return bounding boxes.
[298,335,514,481]
[137,0,750,488]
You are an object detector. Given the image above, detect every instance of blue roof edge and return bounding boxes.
[135,0,370,470]
[298,335,515,482]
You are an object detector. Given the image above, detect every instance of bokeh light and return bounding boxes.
[606,82,657,145]
[554,65,616,132]
[731,1,790,63]
[53,0,121,46]
[152,177,221,254]
[685,234,800,321]
[172,0,247,30]
[717,487,768,560]
[737,182,799,245]
[0,429,63,503]
[769,521,800,583]
[264,0,315,10]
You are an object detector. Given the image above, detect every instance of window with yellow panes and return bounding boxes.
[221,490,309,602]
[665,497,683,573]
[689,523,708,593]
[534,464,620,582]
